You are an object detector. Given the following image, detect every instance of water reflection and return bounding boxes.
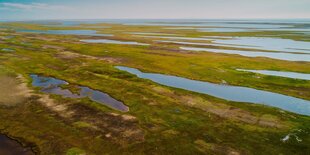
[238,69,310,80]
[17,29,112,36]
[0,134,34,155]
[211,37,310,54]
[180,47,310,62]
[1,48,15,52]
[30,74,128,112]
[81,39,149,46]
[116,66,310,116]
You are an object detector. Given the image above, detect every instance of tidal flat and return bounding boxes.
[0,19,309,155]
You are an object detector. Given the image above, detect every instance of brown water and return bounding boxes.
[0,134,35,155]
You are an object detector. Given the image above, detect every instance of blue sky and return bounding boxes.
[0,0,310,20]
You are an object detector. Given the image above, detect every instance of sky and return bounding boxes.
[0,0,310,20]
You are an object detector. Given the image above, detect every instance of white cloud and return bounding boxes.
[0,2,71,11]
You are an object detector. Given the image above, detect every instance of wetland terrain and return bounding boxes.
[0,19,309,154]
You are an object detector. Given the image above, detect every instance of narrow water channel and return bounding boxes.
[116,66,310,116]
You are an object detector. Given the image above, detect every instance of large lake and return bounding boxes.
[22,19,310,33]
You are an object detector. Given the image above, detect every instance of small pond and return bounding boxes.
[211,37,310,54]
[238,69,310,80]
[80,39,149,46]
[0,134,34,155]
[1,48,15,52]
[198,27,255,32]
[134,35,212,41]
[180,47,310,62]
[129,32,178,36]
[17,29,113,36]
[30,74,128,112]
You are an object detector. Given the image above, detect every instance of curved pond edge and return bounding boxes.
[115,66,310,116]
[180,46,310,62]
[0,133,37,155]
[30,74,129,112]
[237,69,310,80]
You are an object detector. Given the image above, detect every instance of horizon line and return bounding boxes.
[1,18,310,22]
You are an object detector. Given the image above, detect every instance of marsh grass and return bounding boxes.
[0,22,309,154]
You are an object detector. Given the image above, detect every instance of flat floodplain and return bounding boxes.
[0,19,309,154]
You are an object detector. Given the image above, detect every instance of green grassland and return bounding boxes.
[0,22,309,154]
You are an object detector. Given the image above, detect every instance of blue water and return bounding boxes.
[238,69,310,80]
[121,19,310,33]
[3,36,15,39]
[17,29,112,36]
[9,19,310,33]
[180,47,310,62]
[129,32,178,36]
[81,39,149,46]
[156,40,256,49]
[1,48,15,52]
[23,20,108,26]
[211,37,310,54]
[19,19,310,32]
[198,27,255,32]
[125,22,289,28]
[137,35,310,55]
[116,66,310,116]
[30,74,128,112]
[134,35,212,41]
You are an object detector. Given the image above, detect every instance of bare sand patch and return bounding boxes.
[0,75,32,106]
[195,139,243,155]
